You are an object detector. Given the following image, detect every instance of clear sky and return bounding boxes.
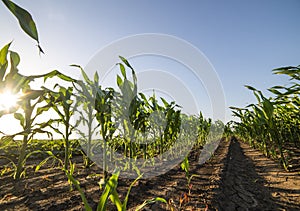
[1,0,300,128]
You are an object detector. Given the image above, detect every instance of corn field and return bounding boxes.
[1,1,299,210]
[0,42,224,209]
[230,66,300,171]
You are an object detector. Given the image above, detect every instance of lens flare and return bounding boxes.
[0,91,19,111]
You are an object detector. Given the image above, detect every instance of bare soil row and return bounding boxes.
[0,138,299,210]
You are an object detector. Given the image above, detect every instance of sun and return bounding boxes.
[0,90,20,111]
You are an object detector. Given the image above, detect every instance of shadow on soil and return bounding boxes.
[213,138,279,210]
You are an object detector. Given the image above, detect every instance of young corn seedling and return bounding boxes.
[41,85,76,171]
[95,86,116,182]
[65,168,149,211]
[115,56,140,170]
[180,156,201,196]
[72,65,100,168]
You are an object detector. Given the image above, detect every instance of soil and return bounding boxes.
[0,138,299,211]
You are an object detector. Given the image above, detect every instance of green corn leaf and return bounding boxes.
[135,197,167,211]
[273,66,295,72]
[160,97,169,107]
[229,106,243,111]
[31,128,53,139]
[262,99,274,120]
[9,50,20,70]
[21,90,44,101]
[122,80,134,103]
[119,56,133,70]
[35,156,51,172]
[97,170,120,211]
[245,85,257,91]
[138,93,147,103]
[0,42,11,66]
[271,85,286,90]
[14,112,25,127]
[36,104,52,116]
[94,71,99,84]
[119,56,138,93]
[81,69,92,85]
[0,136,13,149]
[0,42,11,81]
[109,190,122,211]
[70,64,93,85]
[273,66,300,80]
[27,70,75,83]
[253,91,262,104]
[122,174,143,210]
[116,75,123,87]
[119,63,126,78]
[284,87,299,96]
[2,0,43,53]
[65,170,92,211]
[268,88,282,96]
[4,72,29,94]
[181,156,189,178]
[45,70,76,82]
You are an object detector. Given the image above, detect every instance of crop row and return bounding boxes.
[230,66,300,171]
[0,43,225,180]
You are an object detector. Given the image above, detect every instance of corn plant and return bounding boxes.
[0,44,68,179]
[95,86,116,180]
[176,114,205,162]
[114,57,162,172]
[72,64,118,180]
[197,112,212,145]
[180,156,201,195]
[159,98,181,155]
[231,65,300,171]
[114,57,185,166]
[65,168,157,211]
[72,65,100,168]
[115,57,139,169]
[40,85,76,170]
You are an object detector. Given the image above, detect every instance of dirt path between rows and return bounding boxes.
[213,138,300,210]
[0,138,299,210]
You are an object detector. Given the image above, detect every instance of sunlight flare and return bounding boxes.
[0,90,20,111]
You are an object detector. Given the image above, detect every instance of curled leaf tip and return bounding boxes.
[37,44,44,55]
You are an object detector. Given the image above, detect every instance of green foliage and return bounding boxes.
[180,156,201,194]
[41,85,76,170]
[231,65,300,171]
[0,41,224,210]
[0,43,77,178]
[2,0,43,53]
[0,42,11,83]
[0,2,227,209]
[181,156,190,179]
[98,170,143,211]
[65,165,92,211]
[0,46,50,179]
[72,65,99,167]
[135,197,167,211]
[65,168,144,211]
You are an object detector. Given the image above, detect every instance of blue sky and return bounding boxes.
[1,0,300,124]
